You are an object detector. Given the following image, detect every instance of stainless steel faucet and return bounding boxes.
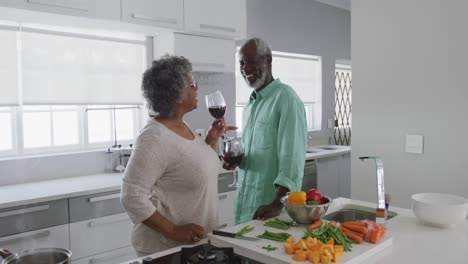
[359,156,387,226]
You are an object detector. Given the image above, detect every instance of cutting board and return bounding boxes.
[208,219,392,264]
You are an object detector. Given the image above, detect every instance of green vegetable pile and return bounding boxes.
[257,230,291,242]
[263,218,295,230]
[303,224,354,252]
[236,226,254,236]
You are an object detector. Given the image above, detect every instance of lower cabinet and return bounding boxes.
[69,212,133,261]
[71,246,136,264]
[217,191,236,229]
[0,224,69,253]
[317,154,351,199]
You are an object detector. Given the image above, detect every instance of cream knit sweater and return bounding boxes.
[121,119,219,255]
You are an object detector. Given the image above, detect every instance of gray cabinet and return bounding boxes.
[302,159,317,191]
[316,154,350,199]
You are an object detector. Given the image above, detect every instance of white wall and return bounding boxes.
[242,0,351,143]
[351,0,468,208]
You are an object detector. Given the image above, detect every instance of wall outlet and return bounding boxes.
[405,134,424,154]
[194,129,206,138]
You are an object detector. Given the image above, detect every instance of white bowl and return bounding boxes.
[411,193,468,228]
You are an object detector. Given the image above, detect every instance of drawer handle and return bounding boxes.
[87,214,129,228]
[88,193,120,203]
[218,194,228,200]
[26,0,88,12]
[192,62,225,69]
[0,204,50,218]
[200,24,236,33]
[88,249,129,264]
[217,223,228,229]
[131,13,177,25]
[0,230,50,244]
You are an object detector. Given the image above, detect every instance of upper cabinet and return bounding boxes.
[184,0,246,39]
[121,0,183,30]
[0,0,120,20]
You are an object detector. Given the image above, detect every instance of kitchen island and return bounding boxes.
[124,198,468,263]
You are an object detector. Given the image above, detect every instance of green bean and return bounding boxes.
[257,230,291,242]
[264,219,291,230]
[236,226,254,236]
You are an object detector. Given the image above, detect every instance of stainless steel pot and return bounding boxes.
[0,248,71,264]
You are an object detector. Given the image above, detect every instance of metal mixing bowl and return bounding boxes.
[280,195,332,224]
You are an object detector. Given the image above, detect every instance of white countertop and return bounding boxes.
[128,198,468,264]
[0,173,123,209]
[306,145,351,160]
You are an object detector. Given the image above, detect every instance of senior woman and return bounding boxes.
[121,55,234,256]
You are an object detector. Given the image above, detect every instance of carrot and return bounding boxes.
[341,221,368,227]
[364,225,386,243]
[307,219,323,230]
[341,223,368,235]
[339,226,364,238]
[343,230,363,244]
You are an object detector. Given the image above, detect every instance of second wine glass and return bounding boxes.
[224,138,243,187]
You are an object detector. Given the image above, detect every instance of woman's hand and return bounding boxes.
[205,119,237,150]
[166,223,205,244]
[206,119,237,140]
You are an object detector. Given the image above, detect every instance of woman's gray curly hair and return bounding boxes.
[142,55,192,118]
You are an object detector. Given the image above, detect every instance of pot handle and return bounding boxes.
[0,249,13,259]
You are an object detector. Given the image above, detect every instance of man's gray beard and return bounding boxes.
[245,67,267,89]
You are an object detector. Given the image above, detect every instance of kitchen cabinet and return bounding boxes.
[0,225,69,254]
[121,0,183,29]
[316,154,350,199]
[302,159,317,191]
[184,0,246,39]
[218,172,237,228]
[0,0,120,20]
[69,213,133,261]
[157,33,235,73]
[72,246,136,264]
[69,191,133,261]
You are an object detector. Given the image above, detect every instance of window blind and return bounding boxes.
[21,30,146,105]
[0,29,19,106]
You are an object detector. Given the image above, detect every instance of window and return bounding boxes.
[0,26,146,157]
[235,50,322,132]
[334,61,352,146]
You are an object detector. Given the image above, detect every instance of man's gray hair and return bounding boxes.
[141,55,192,118]
[240,38,272,56]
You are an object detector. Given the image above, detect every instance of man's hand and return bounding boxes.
[165,223,205,244]
[253,185,289,220]
[252,203,283,220]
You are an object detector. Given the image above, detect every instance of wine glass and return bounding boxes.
[223,138,243,187]
[205,91,226,119]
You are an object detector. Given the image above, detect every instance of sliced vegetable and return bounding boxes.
[264,218,294,230]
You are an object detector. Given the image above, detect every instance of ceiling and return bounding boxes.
[315,0,350,11]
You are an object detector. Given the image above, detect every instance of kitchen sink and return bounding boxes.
[323,204,397,222]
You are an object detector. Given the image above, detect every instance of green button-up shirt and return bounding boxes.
[234,79,307,224]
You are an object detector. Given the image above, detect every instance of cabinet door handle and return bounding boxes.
[130,13,177,25]
[0,230,51,244]
[87,214,129,228]
[192,62,225,69]
[0,204,50,218]
[88,249,129,264]
[88,193,120,203]
[26,0,88,12]
[218,194,228,200]
[200,24,236,33]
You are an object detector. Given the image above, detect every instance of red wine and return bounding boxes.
[224,153,243,167]
[208,106,226,119]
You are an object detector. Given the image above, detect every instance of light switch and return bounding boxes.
[405,134,424,154]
